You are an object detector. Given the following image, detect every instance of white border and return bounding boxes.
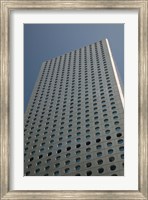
[10,10,138,190]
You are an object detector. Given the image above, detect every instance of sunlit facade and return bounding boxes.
[24,39,124,176]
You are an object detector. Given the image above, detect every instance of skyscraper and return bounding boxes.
[24,39,124,176]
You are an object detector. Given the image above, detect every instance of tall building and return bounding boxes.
[24,39,124,176]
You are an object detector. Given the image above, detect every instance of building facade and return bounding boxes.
[24,39,124,176]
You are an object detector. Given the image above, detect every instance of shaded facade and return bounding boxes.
[24,39,124,176]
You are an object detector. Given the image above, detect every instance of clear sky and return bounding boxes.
[24,24,124,112]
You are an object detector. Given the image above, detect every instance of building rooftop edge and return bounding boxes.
[42,38,108,63]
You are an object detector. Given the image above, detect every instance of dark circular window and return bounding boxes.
[86,171,92,176]
[65,168,70,173]
[110,165,116,171]
[86,162,92,168]
[96,145,102,149]
[67,147,71,151]
[119,146,124,151]
[75,165,81,170]
[86,155,91,159]
[76,157,81,162]
[121,154,124,159]
[97,152,102,157]
[96,138,101,143]
[106,136,111,140]
[108,149,113,154]
[107,142,112,147]
[65,160,70,165]
[118,139,124,144]
[86,141,91,145]
[97,159,103,165]
[117,133,122,137]
[109,156,115,162]
[98,168,104,174]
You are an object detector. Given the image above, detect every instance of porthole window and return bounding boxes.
[86,148,91,152]
[119,146,124,151]
[65,168,70,174]
[76,150,81,155]
[108,149,113,154]
[96,138,101,143]
[109,156,115,162]
[117,133,122,137]
[105,129,110,134]
[76,157,81,162]
[86,171,92,176]
[98,159,103,165]
[121,154,124,159]
[65,160,70,165]
[76,144,81,148]
[57,149,61,154]
[54,171,59,176]
[55,163,60,168]
[66,153,70,158]
[86,162,92,168]
[107,142,112,147]
[110,165,116,171]
[75,173,81,176]
[115,127,121,131]
[75,165,81,170]
[56,155,61,160]
[97,152,102,157]
[86,141,91,145]
[96,145,102,149]
[106,136,111,140]
[118,139,124,144]
[86,155,91,159]
[98,168,104,174]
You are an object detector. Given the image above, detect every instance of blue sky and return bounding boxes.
[24,24,124,111]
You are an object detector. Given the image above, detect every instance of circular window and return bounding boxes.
[76,144,81,148]
[75,165,81,170]
[110,165,116,171]
[118,139,124,144]
[105,129,110,134]
[86,155,91,159]
[86,162,92,168]
[54,171,59,176]
[108,149,113,154]
[107,142,112,147]
[97,159,103,165]
[115,127,121,131]
[98,168,104,174]
[76,150,81,155]
[86,148,91,152]
[86,141,91,145]
[65,168,70,173]
[96,145,102,149]
[119,146,124,151]
[109,156,115,162]
[65,160,70,165]
[97,152,102,157]
[86,171,92,176]
[106,136,111,140]
[117,133,122,137]
[96,138,101,143]
[55,163,60,168]
[76,157,81,162]
[57,149,61,154]
[75,173,81,176]
[67,147,71,151]
[121,154,124,159]
[66,153,70,158]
